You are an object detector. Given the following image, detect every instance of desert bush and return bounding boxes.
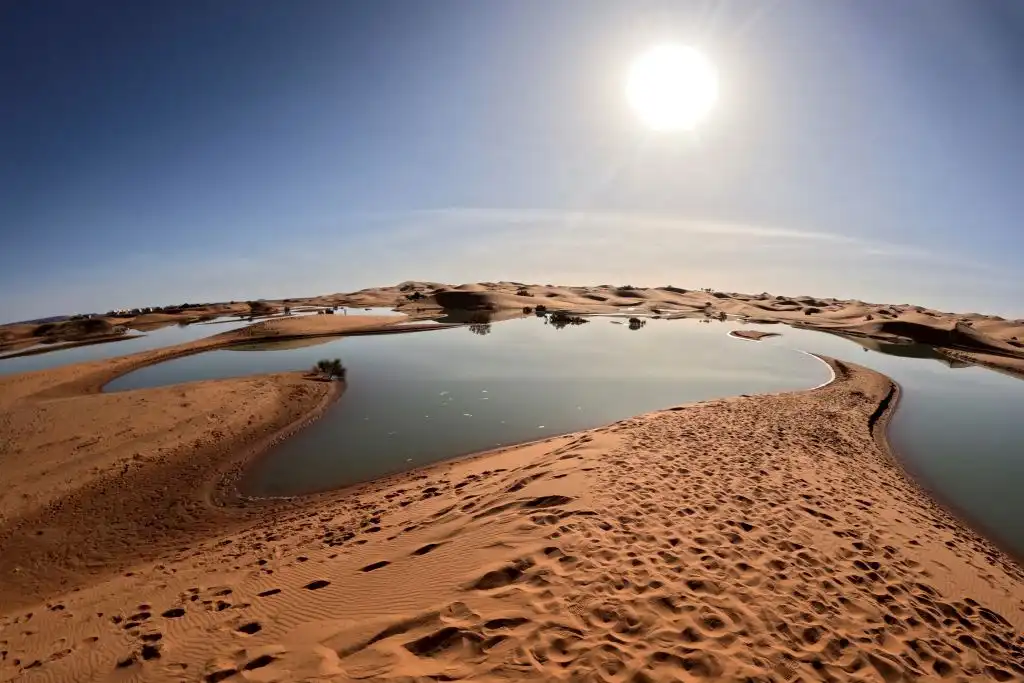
[549,311,589,329]
[248,300,273,315]
[315,358,346,380]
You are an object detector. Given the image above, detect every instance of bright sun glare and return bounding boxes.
[626,44,719,131]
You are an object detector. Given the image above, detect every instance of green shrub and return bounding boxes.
[315,358,346,380]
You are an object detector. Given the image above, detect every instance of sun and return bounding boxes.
[626,44,719,131]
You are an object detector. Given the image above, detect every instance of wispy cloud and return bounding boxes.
[388,206,959,262]
[410,207,862,243]
[3,207,1019,322]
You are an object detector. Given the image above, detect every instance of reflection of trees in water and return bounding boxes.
[436,311,494,335]
[548,312,589,330]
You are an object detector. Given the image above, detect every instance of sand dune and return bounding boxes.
[373,282,1024,376]
[1,284,1023,681]
[230,314,408,339]
[6,282,1022,372]
[1,359,1022,682]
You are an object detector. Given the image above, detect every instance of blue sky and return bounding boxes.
[2,0,1023,322]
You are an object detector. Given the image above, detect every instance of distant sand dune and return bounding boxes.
[1,283,1023,681]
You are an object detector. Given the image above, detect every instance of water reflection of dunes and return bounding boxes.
[229,336,345,352]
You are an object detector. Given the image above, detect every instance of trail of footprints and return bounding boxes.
[3,390,1024,681]
[0,448,579,679]
[312,392,1023,681]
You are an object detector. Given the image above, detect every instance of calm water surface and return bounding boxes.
[108,318,829,496]
[0,310,404,376]
[100,316,1024,557]
[0,318,252,375]
[749,325,1024,558]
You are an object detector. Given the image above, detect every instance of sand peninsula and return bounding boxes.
[1,282,1022,682]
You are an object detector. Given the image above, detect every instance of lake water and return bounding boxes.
[90,315,1024,558]
[0,310,407,376]
[0,317,253,375]
[107,317,829,497]
[748,325,1024,558]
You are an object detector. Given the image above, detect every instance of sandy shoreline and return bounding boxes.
[728,329,781,342]
[0,333,145,360]
[5,282,1023,375]
[1,286,1023,681]
[1,365,1022,679]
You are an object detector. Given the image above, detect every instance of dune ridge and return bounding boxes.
[333,282,1024,376]
[1,285,1023,681]
[1,355,1022,682]
[5,282,1023,375]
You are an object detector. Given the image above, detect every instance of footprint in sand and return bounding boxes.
[236,622,261,635]
[361,561,391,572]
[411,542,442,556]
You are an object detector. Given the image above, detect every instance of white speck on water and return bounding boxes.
[463,413,473,417]
[406,458,413,462]
[439,391,449,396]
[481,389,487,393]
[388,431,397,436]
[538,425,545,429]
[481,397,488,400]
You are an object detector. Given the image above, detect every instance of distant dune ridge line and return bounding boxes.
[0,282,1022,681]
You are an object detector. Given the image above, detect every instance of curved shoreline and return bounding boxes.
[874,378,1024,567]
[213,378,346,506]
[0,333,145,360]
[0,315,440,404]
[0,339,848,607]
[3,318,1014,572]
[2,315,1018,574]
[4,354,1022,681]
[0,317,1018,563]
[228,343,839,503]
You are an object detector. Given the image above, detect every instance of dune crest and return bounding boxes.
[1,357,1022,682]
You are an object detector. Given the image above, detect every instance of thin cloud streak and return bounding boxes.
[2,207,1019,322]
[401,207,946,258]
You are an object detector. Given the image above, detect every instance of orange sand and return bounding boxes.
[1,287,1022,681]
